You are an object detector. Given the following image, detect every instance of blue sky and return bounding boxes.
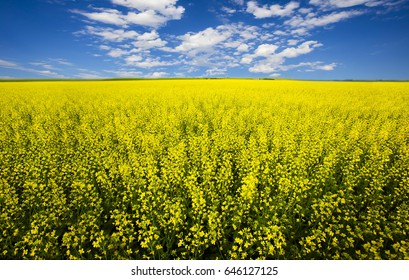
[0,0,408,79]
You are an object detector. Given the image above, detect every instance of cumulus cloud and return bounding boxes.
[132,31,167,49]
[309,0,388,9]
[285,10,363,29]
[205,68,227,76]
[274,30,288,36]
[222,7,237,14]
[279,61,338,71]
[125,55,143,64]
[255,44,280,56]
[73,0,185,28]
[231,0,244,5]
[80,26,168,66]
[170,24,267,70]
[73,8,128,26]
[239,26,260,40]
[291,28,309,36]
[112,0,184,19]
[73,8,167,28]
[81,27,167,53]
[248,41,323,73]
[299,8,313,14]
[287,39,299,46]
[314,62,337,70]
[124,10,170,27]
[175,27,231,55]
[241,44,279,64]
[147,71,168,78]
[125,57,176,68]
[67,0,390,78]
[247,1,300,18]
[280,41,322,57]
[237,43,250,52]
[107,48,129,57]
[80,26,139,42]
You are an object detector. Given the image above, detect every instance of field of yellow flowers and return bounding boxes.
[0,79,408,260]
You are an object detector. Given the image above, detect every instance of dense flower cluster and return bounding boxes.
[0,80,408,259]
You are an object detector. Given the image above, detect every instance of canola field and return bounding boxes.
[0,79,408,260]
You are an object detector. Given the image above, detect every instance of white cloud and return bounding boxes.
[112,0,184,19]
[291,28,309,36]
[285,10,363,29]
[63,0,405,78]
[314,62,337,70]
[100,45,111,50]
[0,59,64,77]
[270,73,281,78]
[0,59,18,68]
[36,70,59,76]
[124,10,169,27]
[76,73,104,79]
[82,26,139,42]
[172,23,271,71]
[170,23,275,72]
[241,56,253,64]
[309,0,406,12]
[248,41,323,73]
[368,0,406,8]
[224,41,242,48]
[222,7,237,14]
[133,30,167,49]
[30,62,56,70]
[138,30,159,40]
[105,69,143,77]
[241,44,279,64]
[249,56,285,73]
[247,1,299,18]
[175,27,231,55]
[309,0,385,9]
[299,8,313,14]
[205,68,227,76]
[126,57,176,68]
[280,41,322,58]
[255,44,279,56]
[240,26,259,40]
[125,55,143,64]
[133,38,167,49]
[262,23,276,28]
[147,71,168,78]
[273,30,287,36]
[50,58,73,66]
[252,60,337,74]
[73,8,128,26]
[237,43,249,52]
[83,27,167,62]
[107,48,129,57]
[232,0,244,5]
[78,22,270,75]
[279,61,338,71]
[73,0,185,28]
[287,39,299,46]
